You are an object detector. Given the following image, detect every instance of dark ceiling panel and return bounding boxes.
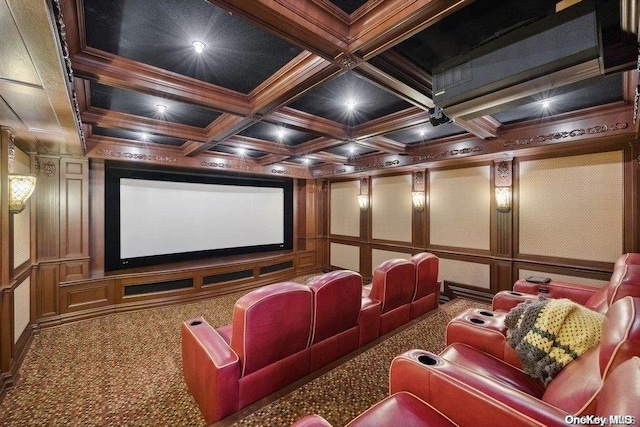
[92,126,186,147]
[90,82,222,128]
[212,144,266,158]
[492,73,624,124]
[323,142,376,157]
[327,0,370,14]
[384,122,466,145]
[393,0,558,74]
[239,121,320,146]
[287,71,413,125]
[83,0,302,94]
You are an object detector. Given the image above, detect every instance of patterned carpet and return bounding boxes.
[0,278,489,427]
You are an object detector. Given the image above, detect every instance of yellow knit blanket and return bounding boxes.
[505,298,604,385]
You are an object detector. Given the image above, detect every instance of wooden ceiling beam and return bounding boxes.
[353,107,429,139]
[348,0,475,59]
[292,137,346,156]
[453,116,502,140]
[265,108,349,140]
[222,135,294,156]
[71,50,251,116]
[354,136,407,154]
[81,108,209,142]
[208,0,349,60]
[250,53,344,115]
[309,151,349,164]
[257,153,291,166]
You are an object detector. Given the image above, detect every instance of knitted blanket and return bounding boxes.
[505,297,604,385]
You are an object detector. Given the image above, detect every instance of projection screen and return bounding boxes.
[104,164,293,270]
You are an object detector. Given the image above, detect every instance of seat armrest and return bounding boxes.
[492,290,540,312]
[358,297,381,346]
[181,317,241,424]
[389,349,569,427]
[512,279,598,304]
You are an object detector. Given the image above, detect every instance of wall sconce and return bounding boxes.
[357,194,369,211]
[495,187,511,213]
[8,136,37,214]
[412,191,425,211]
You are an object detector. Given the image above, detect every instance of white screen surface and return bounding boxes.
[120,178,285,259]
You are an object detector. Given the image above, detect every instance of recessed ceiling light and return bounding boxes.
[276,128,286,140]
[345,100,357,111]
[541,99,551,108]
[237,147,246,155]
[192,41,205,54]
[349,145,356,154]
[419,129,427,137]
[156,104,167,113]
[140,132,149,141]
[303,157,310,164]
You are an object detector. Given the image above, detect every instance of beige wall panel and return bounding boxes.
[371,249,411,273]
[330,180,360,237]
[519,151,623,262]
[372,174,412,242]
[518,269,608,288]
[14,277,30,343]
[12,147,31,267]
[430,166,490,250]
[440,258,490,289]
[329,243,360,272]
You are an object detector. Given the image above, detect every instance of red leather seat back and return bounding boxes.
[542,296,640,414]
[370,259,416,314]
[596,357,640,420]
[308,270,363,344]
[586,257,640,314]
[411,253,439,301]
[231,282,313,377]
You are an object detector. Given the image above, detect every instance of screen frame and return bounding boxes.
[104,162,294,271]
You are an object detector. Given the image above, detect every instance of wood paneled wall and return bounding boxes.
[323,138,639,300]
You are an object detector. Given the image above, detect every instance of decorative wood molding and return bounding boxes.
[503,122,630,148]
[413,170,425,192]
[494,160,512,187]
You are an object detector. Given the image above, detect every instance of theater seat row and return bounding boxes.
[293,253,640,426]
[294,356,640,427]
[181,252,440,424]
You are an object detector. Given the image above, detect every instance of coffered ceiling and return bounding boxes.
[3,0,640,178]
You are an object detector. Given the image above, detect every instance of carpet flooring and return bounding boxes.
[0,279,489,427]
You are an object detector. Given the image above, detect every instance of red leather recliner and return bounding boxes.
[182,282,314,424]
[292,356,640,427]
[307,270,380,371]
[390,296,640,426]
[363,258,416,335]
[409,252,440,319]
[182,271,383,424]
[447,253,640,365]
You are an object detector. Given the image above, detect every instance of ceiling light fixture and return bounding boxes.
[237,147,246,156]
[419,129,427,137]
[140,132,149,141]
[192,41,205,54]
[276,128,286,140]
[156,104,167,113]
[541,99,551,108]
[345,100,356,111]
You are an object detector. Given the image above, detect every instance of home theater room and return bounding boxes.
[1,0,640,425]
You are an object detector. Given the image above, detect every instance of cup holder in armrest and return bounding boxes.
[418,354,438,366]
[469,318,485,325]
[478,310,494,317]
[189,320,203,326]
[509,292,522,296]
